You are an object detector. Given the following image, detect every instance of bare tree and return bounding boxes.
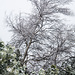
[28,24,75,70]
[6,0,73,72]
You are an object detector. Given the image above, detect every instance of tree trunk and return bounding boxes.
[22,38,32,64]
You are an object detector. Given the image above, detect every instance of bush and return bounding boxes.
[0,42,28,75]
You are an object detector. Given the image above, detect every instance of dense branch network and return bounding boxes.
[6,0,74,72]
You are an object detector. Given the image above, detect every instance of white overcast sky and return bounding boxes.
[0,0,75,44]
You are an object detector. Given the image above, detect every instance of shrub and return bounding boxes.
[0,42,28,75]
